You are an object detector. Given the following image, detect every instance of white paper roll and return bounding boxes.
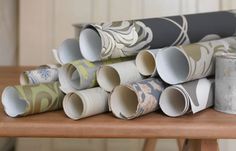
[97,61,143,92]
[52,39,83,65]
[135,49,159,77]
[63,87,109,120]
[159,78,214,117]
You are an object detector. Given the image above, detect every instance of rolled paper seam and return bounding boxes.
[135,49,159,77]
[215,53,236,114]
[1,82,65,117]
[156,37,236,84]
[97,60,143,92]
[59,58,133,94]
[109,78,165,119]
[159,78,214,117]
[20,65,59,85]
[79,10,236,61]
[52,39,83,65]
[63,87,109,120]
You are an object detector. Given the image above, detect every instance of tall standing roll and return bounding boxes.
[215,53,236,114]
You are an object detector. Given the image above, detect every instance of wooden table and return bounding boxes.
[1,67,235,151]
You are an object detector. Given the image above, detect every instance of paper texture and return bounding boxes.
[79,10,236,61]
[136,49,159,77]
[20,64,59,85]
[109,78,164,119]
[59,58,132,93]
[156,37,236,84]
[1,82,64,117]
[215,53,236,114]
[63,87,109,120]
[159,78,214,117]
[97,60,143,92]
[52,39,83,65]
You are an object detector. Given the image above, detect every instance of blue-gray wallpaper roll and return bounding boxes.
[79,10,236,61]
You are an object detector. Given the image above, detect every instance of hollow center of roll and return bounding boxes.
[97,66,120,92]
[156,48,189,84]
[160,87,187,117]
[79,28,102,61]
[68,66,80,89]
[136,50,156,76]
[2,87,27,117]
[58,39,82,64]
[63,93,84,120]
[110,86,138,118]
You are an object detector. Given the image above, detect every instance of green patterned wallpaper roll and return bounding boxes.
[1,82,65,117]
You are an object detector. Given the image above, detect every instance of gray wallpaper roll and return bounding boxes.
[79,10,236,61]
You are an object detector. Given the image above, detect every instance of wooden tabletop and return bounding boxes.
[0,67,236,139]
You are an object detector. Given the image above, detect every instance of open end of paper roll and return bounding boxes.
[63,93,84,120]
[156,48,189,84]
[110,85,138,119]
[68,66,81,90]
[79,27,102,61]
[97,66,120,92]
[135,50,156,76]
[159,87,187,117]
[1,87,27,117]
[58,39,82,64]
[19,73,29,85]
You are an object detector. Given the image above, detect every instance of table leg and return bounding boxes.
[182,139,219,151]
[177,139,186,151]
[142,138,157,151]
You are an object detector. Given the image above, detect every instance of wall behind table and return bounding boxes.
[18,0,236,151]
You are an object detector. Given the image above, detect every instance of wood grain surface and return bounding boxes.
[0,67,236,139]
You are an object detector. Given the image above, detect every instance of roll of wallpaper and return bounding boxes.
[59,58,132,93]
[136,49,159,77]
[109,78,164,119]
[20,64,60,85]
[97,60,143,92]
[63,87,109,120]
[79,10,236,61]
[52,39,83,65]
[156,37,236,85]
[159,78,213,117]
[1,82,64,117]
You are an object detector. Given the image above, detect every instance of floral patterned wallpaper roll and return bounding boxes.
[156,37,236,84]
[109,78,165,119]
[1,82,64,117]
[79,10,236,61]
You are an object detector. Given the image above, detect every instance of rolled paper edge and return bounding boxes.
[135,50,157,77]
[63,87,109,120]
[159,86,190,117]
[52,49,63,65]
[19,72,29,85]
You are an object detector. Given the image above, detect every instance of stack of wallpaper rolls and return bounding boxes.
[2,10,236,120]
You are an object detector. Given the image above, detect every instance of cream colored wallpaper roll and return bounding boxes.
[97,60,143,92]
[159,78,214,117]
[135,49,159,77]
[1,82,64,117]
[156,37,236,84]
[109,78,165,119]
[52,39,83,65]
[63,87,109,120]
[20,64,60,85]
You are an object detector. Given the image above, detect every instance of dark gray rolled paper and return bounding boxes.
[79,10,236,61]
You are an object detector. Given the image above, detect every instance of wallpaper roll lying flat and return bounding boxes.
[1,82,64,117]
[136,49,159,77]
[159,78,213,117]
[63,87,108,120]
[59,58,132,94]
[20,64,60,85]
[52,39,83,65]
[97,60,143,92]
[109,78,164,119]
[79,10,236,61]
[156,37,236,84]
